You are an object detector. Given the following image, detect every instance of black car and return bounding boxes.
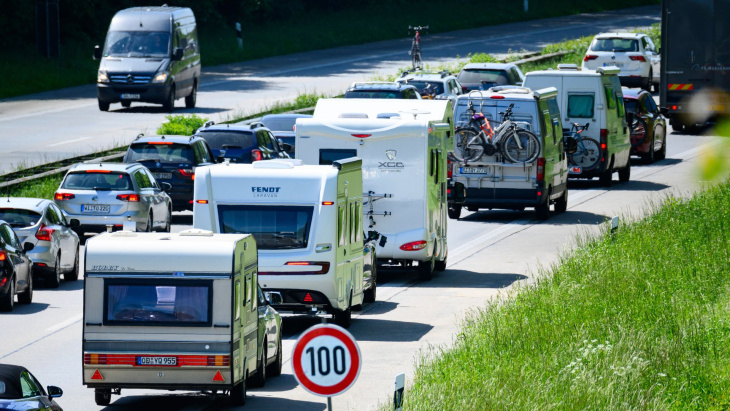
[259,114,312,156]
[0,364,63,410]
[0,221,34,312]
[457,63,525,92]
[344,82,422,99]
[123,134,214,211]
[194,121,290,164]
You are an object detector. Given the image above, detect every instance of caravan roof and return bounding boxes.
[312,99,452,122]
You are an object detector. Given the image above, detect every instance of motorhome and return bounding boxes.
[83,230,258,406]
[193,158,370,328]
[295,99,452,280]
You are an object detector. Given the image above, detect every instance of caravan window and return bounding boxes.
[567,94,595,118]
[218,205,313,250]
[104,280,212,326]
[320,149,357,165]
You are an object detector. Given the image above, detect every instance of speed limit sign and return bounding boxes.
[292,323,362,397]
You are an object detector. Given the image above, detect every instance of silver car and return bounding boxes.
[0,198,80,288]
[54,163,172,239]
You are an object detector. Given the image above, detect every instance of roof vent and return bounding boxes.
[339,113,369,119]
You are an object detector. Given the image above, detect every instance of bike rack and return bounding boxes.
[363,191,392,228]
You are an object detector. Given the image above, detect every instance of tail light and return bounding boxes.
[116,194,140,202]
[462,86,468,92]
[447,158,453,179]
[351,134,371,138]
[0,277,6,287]
[536,158,546,182]
[583,54,598,61]
[36,224,54,241]
[490,95,505,99]
[251,149,263,162]
[629,55,647,62]
[54,192,75,201]
[400,240,428,251]
[284,261,330,274]
[671,105,677,111]
[178,168,194,179]
[0,251,6,262]
[600,129,608,163]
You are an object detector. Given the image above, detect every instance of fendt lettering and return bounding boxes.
[251,187,282,193]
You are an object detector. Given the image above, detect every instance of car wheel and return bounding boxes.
[434,256,447,272]
[267,337,283,377]
[250,343,267,388]
[554,188,568,214]
[619,159,631,182]
[230,378,246,406]
[98,99,110,112]
[448,205,462,220]
[334,294,352,328]
[163,209,171,233]
[18,273,32,304]
[417,257,434,281]
[163,85,175,112]
[65,248,80,281]
[657,134,667,160]
[364,264,377,303]
[121,101,131,108]
[95,389,112,406]
[535,200,550,220]
[643,70,653,92]
[641,137,656,164]
[599,160,613,187]
[146,212,154,232]
[185,80,198,108]
[48,254,61,288]
[0,277,14,312]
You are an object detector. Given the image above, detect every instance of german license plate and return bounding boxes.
[82,204,110,213]
[121,93,140,100]
[460,167,491,174]
[153,172,172,180]
[136,356,177,366]
[604,62,624,68]
[568,166,583,174]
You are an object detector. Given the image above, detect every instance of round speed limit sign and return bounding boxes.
[292,324,361,397]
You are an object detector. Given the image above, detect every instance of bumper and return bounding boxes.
[261,288,337,314]
[84,366,233,390]
[97,82,171,105]
[460,184,547,209]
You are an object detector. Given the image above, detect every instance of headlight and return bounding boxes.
[97,71,109,83]
[152,72,169,83]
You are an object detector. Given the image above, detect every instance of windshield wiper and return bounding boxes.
[93,187,112,191]
[136,158,162,163]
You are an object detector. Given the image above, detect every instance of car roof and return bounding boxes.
[69,162,140,173]
[0,198,51,212]
[0,364,29,399]
[594,32,643,39]
[347,82,417,91]
[458,87,540,102]
[132,135,202,145]
[397,71,456,81]
[461,62,517,70]
[261,114,311,120]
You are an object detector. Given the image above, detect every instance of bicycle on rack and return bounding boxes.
[408,25,428,70]
[564,122,600,171]
[451,94,540,164]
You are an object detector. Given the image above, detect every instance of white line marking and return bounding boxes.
[0,103,96,123]
[48,137,92,147]
[46,314,82,333]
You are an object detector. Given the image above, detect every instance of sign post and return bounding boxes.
[292,324,362,409]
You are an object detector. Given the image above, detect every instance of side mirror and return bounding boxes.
[264,291,283,305]
[379,235,388,248]
[160,182,173,191]
[93,45,102,60]
[280,143,292,153]
[23,242,35,252]
[69,219,81,228]
[172,47,184,61]
[47,386,63,398]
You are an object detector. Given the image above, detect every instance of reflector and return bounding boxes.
[91,369,103,380]
[212,370,225,382]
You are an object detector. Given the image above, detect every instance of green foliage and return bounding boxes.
[6,175,64,200]
[156,114,209,136]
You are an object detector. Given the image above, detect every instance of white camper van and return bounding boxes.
[193,158,370,328]
[83,230,258,406]
[295,99,452,280]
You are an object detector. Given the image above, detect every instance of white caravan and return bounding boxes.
[193,158,368,328]
[295,99,452,280]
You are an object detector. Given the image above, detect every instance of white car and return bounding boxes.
[582,32,660,91]
[395,70,463,104]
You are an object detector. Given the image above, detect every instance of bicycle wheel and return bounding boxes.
[412,50,422,70]
[569,137,601,170]
[501,129,540,163]
[453,129,483,162]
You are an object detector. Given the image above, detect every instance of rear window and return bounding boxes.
[261,117,299,132]
[196,131,255,150]
[590,38,639,52]
[105,280,212,326]
[567,94,595,118]
[320,149,357,165]
[400,80,445,95]
[0,209,42,228]
[344,90,402,99]
[127,143,194,163]
[218,205,313,250]
[458,69,510,85]
[61,172,133,191]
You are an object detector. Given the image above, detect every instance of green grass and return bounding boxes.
[6,176,64,200]
[405,180,730,410]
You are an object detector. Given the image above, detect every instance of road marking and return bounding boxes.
[0,103,96,123]
[46,313,82,332]
[48,137,92,147]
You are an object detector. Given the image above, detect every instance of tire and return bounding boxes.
[48,254,61,288]
[18,273,32,304]
[569,137,601,171]
[65,248,80,281]
[364,265,377,303]
[657,134,667,160]
[146,212,154,232]
[95,389,111,406]
[267,337,283,377]
[535,200,550,220]
[447,205,462,220]
[162,208,172,233]
[599,160,613,187]
[121,101,131,108]
[418,258,434,281]
[230,378,246,406]
[249,343,266,388]
[434,256,447,272]
[643,70,653,92]
[619,158,631,182]
[453,129,482,163]
[163,85,175,112]
[554,188,568,214]
[334,305,352,329]
[98,100,110,112]
[641,137,656,164]
[0,276,15,311]
[185,80,198,108]
[412,50,422,70]
[501,129,540,163]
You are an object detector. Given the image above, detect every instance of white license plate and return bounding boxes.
[153,173,172,180]
[603,62,624,68]
[121,93,141,100]
[82,204,110,213]
[460,167,491,174]
[568,166,583,174]
[136,356,177,366]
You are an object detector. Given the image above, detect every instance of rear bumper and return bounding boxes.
[459,183,547,209]
[262,288,336,314]
[61,211,143,232]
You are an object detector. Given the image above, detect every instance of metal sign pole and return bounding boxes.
[327,396,333,410]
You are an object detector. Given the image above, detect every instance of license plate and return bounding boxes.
[568,166,583,174]
[153,172,172,180]
[603,62,624,68]
[121,93,141,100]
[136,356,177,366]
[82,204,110,213]
[460,167,492,174]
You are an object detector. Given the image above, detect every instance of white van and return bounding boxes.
[193,158,367,328]
[295,99,452,280]
[523,65,631,185]
[83,230,258,406]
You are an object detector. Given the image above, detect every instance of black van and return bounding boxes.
[94,6,201,112]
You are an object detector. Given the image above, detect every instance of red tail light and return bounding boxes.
[85,170,111,173]
[671,105,677,111]
[36,224,54,241]
[583,54,598,61]
[628,55,646,62]
[116,194,140,202]
[536,158,546,182]
[283,261,330,274]
[490,95,505,99]
[400,240,428,251]
[148,142,173,145]
[0,277,6,287]
[447,158,453,179]
[178,168,194,179]
[251,149,263,162]
[0,251,6,262]
[351,134,371,138]
[54,192,75,201]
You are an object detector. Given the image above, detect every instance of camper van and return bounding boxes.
[83,230,259,406]
[93,6,201,112]
[523,65,631,185]
[193,158,370,328]
[295,99,452,280]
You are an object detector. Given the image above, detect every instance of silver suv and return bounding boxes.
[395,70,464,104]
[54,163,172,238]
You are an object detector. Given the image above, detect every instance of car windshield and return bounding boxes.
[458,69,510,85]
[197,131,255,150]
[62,172,133,191]
[401,80,445,94]
[103,31,171,58]
[591,38,639,52]
[105,282,211,325]
[0,209,42,228]
[261,117,300,132]
[344,90,403,99]
[218,205,313,250]
[127,143,194,164]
